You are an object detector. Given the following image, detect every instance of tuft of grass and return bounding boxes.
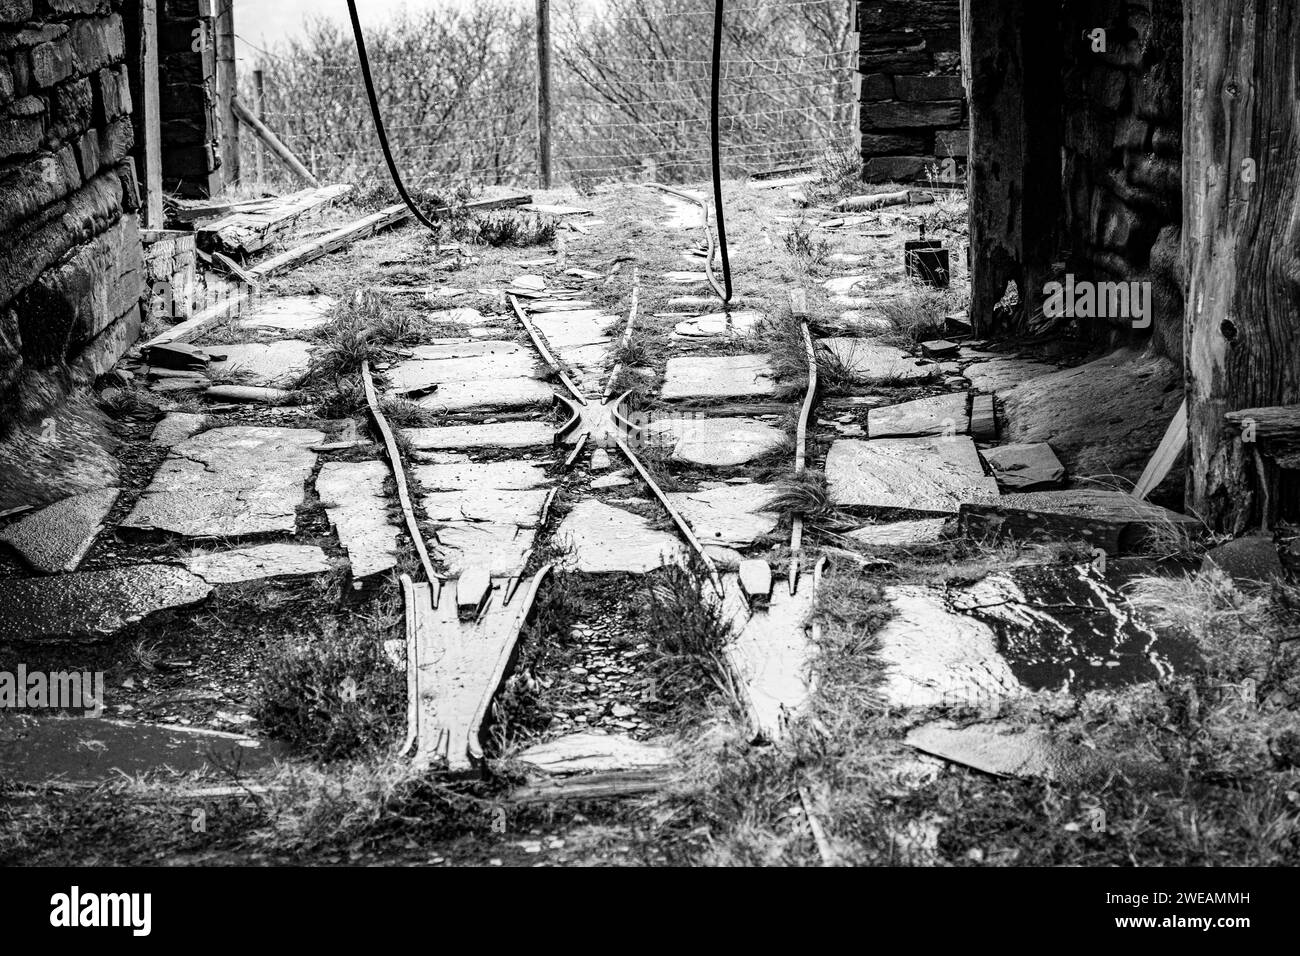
[877,284,966,343]
[459,210,557,247]
[643,553,738,718]
[769,470,836,522]
[745,308,810,399]
[783,220,830,268]
[253,612,406,762]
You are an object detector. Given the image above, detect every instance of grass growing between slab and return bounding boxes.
[253,601,406,762]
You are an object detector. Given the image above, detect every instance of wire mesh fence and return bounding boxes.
[235,0,857,193]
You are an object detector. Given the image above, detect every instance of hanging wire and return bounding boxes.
[344,0,443,238]
[710,0,733,302]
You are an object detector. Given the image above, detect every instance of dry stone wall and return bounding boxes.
[0,0,144,417]
[857,0,967,183]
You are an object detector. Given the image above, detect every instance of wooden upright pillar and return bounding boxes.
[965,0,1062,335]
[1184,0,1300,530]
[215,0,239,185]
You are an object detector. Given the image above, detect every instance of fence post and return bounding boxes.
[215,0,239,185]
[536,0,552,189]
[254,65,265,187]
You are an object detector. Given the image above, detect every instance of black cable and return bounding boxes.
[345,0,443,238]
[710,0,733,303]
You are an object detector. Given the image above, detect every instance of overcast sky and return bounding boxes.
[233,0,420,59]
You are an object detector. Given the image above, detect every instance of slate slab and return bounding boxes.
[0,488,119,573]
[316,461,400,579]
[0,714,280,784]
[404,421,555,451]
[554,500,686,572]
[667,484,778,548]
[827,437,1000,513]
[641,416,785,467]
[435,523,537,576]
[150,412,207,446]
[818,338,938,384]
[0,566,213,641]
[874,585,1025,709]
[661,354,778,400]
[673,310,762,339]
[209,340,314,386]
[385,341,540,394]
[239,295,335,332]
[422,489,551,526]
[964,357,1056,393]
[868,392,970,438]
[121,426,323,537]
[411,377,555,412]
[414,460,549,491]
[184,543,331,584]
[980,442,1066,490]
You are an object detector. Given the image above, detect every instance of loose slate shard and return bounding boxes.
[905,720,1117,786]
[121,426,323,537]
[661,354,779,400]
[817,338,938,385]
[868,392,970,438]
[0,488,120,573]
[316,461,400,580]
[0,566,213,641]
[826,437,1000,513]
[873,585,1025,709]
[183,543,331,584]
[554,500,686,573]
[640,416,786,467]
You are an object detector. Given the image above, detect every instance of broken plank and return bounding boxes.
[1134,398,1188,499]
[250,204,412,279]
[507,768,674,803]
[198,185,352,256]
[1224,404,1300,469]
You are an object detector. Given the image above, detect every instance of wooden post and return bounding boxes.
[1184,0,1300,530]
[536,0,552,189]
[966,0,1062,336]
[138,0,163,227]
[254,66,265,188]
[215,0,238,186]
[232,98,321,187]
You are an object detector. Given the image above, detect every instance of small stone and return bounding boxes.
[590,448,612,470]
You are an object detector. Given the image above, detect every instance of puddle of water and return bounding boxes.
[949,563,1198,693]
